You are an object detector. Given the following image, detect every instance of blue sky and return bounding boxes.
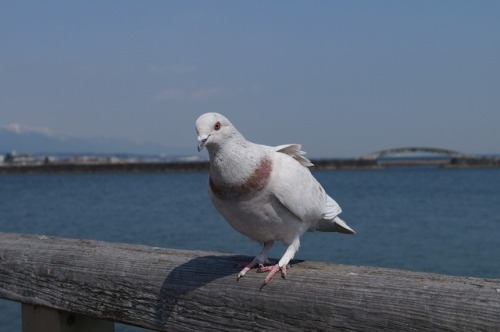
[1,1,499,157]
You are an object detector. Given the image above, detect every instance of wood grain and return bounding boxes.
[1,232,499,331]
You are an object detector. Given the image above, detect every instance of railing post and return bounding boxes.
[22,304,114,332]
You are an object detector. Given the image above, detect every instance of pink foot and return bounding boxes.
[258,264,290,290]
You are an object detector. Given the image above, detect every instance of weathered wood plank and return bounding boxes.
[0,232,499,331]
[22,304,113,332]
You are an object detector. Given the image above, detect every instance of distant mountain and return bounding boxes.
[0,124,192,156]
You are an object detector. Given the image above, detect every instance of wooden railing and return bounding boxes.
[1,232,499,331]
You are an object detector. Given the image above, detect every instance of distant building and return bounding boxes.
[3,152,37,165]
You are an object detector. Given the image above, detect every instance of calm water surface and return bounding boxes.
[1,168,499,331]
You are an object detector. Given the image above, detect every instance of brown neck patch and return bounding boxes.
[210,157,272,200]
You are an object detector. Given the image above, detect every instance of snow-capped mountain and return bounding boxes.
[2,124,59,137]
[0,124,191,156]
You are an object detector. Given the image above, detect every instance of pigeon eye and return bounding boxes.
[214,121,221,131]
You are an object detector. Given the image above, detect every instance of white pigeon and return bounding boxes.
[195,112,355,288]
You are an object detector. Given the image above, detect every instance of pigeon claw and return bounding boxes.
[236,260,261,280]
[237,265,253,280]
[237,265,253,281]
[259,264,289,290]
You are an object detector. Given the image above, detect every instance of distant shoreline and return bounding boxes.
[1,157,499,174]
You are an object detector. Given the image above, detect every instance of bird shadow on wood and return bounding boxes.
[154,254,243,327]
[154,254,304,328]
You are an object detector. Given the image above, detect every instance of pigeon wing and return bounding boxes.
[274,144,314,167]
[269,147,325,224]
[272,144,355,234]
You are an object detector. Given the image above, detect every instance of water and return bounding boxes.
[1,168,499,331]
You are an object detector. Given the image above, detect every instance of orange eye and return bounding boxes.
[214,121,221,131]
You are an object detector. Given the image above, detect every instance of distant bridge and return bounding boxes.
[361,147,467,160]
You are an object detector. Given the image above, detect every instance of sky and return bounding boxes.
[1,1,499,158]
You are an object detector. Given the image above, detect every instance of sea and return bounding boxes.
[1,167,499,331]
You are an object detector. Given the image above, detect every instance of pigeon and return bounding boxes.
[195,112,355,288]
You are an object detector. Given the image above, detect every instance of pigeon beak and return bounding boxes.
[197,135,208,152]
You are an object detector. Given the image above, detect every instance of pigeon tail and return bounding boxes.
[333,216,355,234]
[317,216,355,234]
[316,196,355,234]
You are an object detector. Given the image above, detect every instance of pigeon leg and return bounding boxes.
[237,241,274,280]
[259,238,300,289]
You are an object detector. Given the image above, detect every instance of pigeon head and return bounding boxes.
[195,113,241,152]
